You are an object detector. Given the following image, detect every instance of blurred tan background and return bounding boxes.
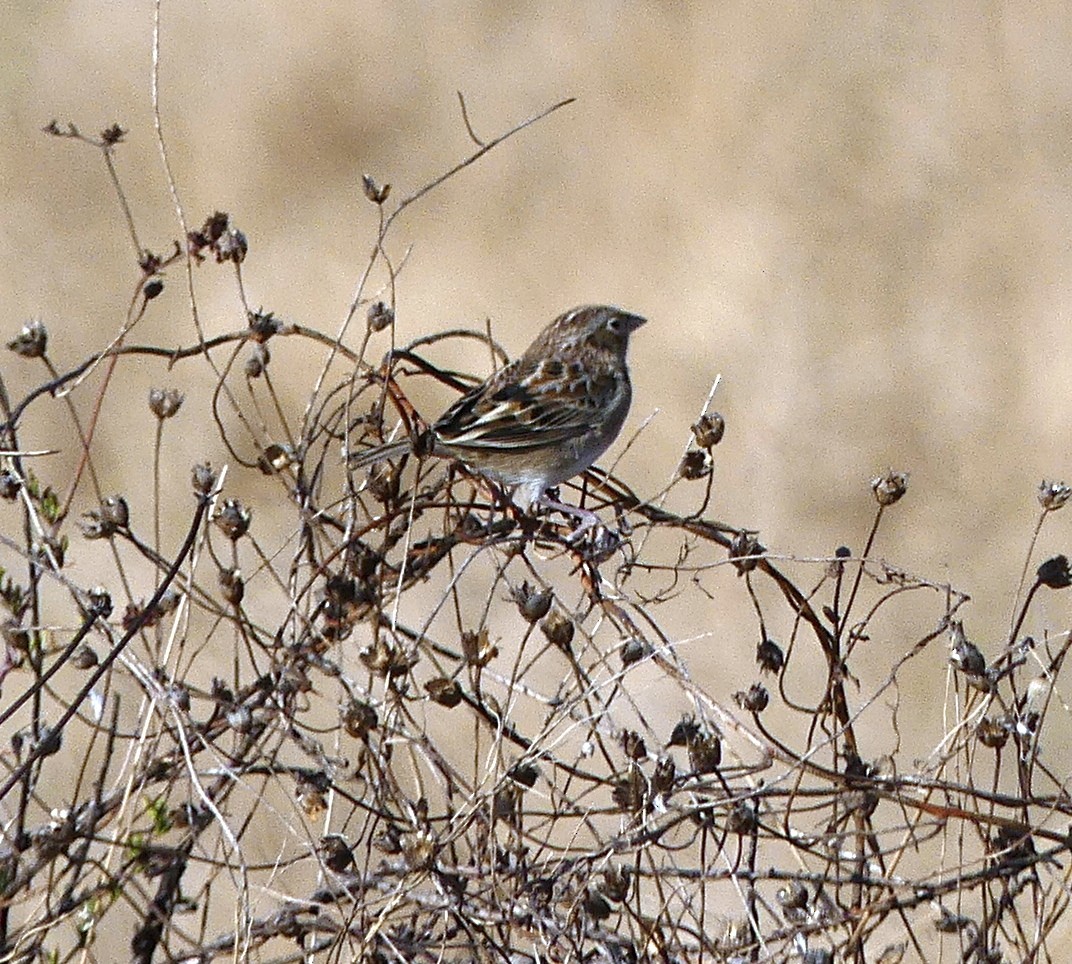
[5,5,1072,698]
[5,2,1072,957]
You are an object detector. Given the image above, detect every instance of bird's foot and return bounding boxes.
[533,494,623,556]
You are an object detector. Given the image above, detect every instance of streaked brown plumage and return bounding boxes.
[350,304,646,515]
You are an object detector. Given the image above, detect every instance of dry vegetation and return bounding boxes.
[3,93,1072,964]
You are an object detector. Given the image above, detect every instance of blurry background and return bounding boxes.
[4,5,1072,718]
[6,2,1072,956]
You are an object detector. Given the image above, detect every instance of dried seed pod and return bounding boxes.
[620,637,652,666]
[226,704,253,733]
[7,319,47,358]
[217,226,247,264]
[677,449,712,480]
[295,778,327,819]
[425,677,463,708]
[277,665,312,697]
[601,865,632,903]
[218,568,244,606]
[526,876,554,908]
[977,717,1008,749]
[989,824,1036,873]
[244,344,269,378]
[668,716,701,747]
[80,497,128,539]
[581,889,611,921]
[1037,554,1072,589]
[691,412,725,448]
[461,627,498,667]
[324,573,358,605]
[612,768,646,813]
[729,531,763,573]
[360,638,419,678]
[210,678,234,704]
[871,469,908,507]
[166,683,190,712]
[86,586,112,619]
[259,443,296,475]
[620,730,647,761]
[139,249,163,274]
[366,462,398,503]
[342,698,378,739]
[362,174,391,204]
[401,829,435,871]
[186,210,229,259]
[827,544,852,578]
[247,309,281,341]
[540,611,574,651]
[0,469,19,500]
[78,513,108,540]
[756,638,784,674]
[777,881,809,910]
[17,724,61,761]
[508,762,539,788]
[191,462,218,497]
[492,783,521,821]
[651,756,675,796]
[318,834,354,873]
[687,731,722,774]
[70,645,99,670]
[725,799,758,834]
[948,622,986,677]
[733,683,769,713]
[148,387,184,420]
[121,602,144,633]
[347,542,381,579]
[100,123,126,145]
[1038,480,1072,511]
[100,495,129,529]
[372,824,403,855]
[366,300,394,332]
[214,499,252,541]
[513,581,553,623]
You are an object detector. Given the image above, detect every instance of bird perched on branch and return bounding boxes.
[350,304,646,528]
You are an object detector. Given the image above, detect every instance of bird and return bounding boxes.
[349,304,646,528]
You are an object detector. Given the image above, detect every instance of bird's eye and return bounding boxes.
[606,316,621,332]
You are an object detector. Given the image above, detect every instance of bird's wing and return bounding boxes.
[435,364,617,453]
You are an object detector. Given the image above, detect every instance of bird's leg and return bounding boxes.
[534,491,603,543]
[481,477,529,536]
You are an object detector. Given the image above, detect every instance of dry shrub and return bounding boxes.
[1,110,1071,964]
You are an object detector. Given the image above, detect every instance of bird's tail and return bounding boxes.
[347,440,412,469]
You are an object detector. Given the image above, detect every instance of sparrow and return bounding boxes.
[350,304,646,524]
